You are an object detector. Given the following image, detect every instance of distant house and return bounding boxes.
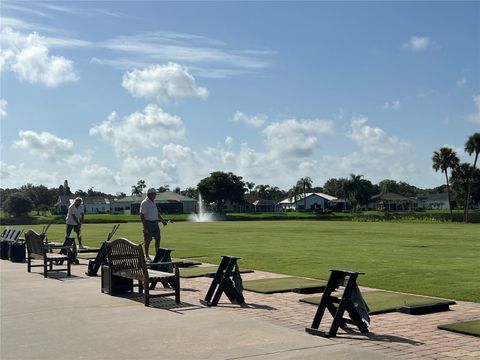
[54,196,114,215]
[54,196,73,215]
[368,193,417,211]
[129,191,197,215]
[417,193,450,210]
[111,195,143,215]
[241,194,281,213]
[278,192,338,211]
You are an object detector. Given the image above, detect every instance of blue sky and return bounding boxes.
[1,1,479,195]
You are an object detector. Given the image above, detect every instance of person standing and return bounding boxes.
[140,188,168,261]
[66,197,85,249]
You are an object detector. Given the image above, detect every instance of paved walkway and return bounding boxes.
[2,258,479,359]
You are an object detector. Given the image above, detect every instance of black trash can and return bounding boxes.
[1,240,13,260]
[9,242,26,262]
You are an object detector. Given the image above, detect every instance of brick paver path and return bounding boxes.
[178,268,480,360]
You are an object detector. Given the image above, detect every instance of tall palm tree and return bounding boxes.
[297,177,313,211]
[137,179,146,193]
[464,133,480,222]
[432,147,460,221]
[245,182,255,193]
[348,174,363,211]
[131,185,141,196]
[288,184,301,211]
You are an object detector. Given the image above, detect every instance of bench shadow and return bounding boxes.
[200,301,277,310]
[30,272,84,281]
[115,293,205,313]
[337,327,424,345]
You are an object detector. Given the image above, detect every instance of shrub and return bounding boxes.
[4,192,34,217]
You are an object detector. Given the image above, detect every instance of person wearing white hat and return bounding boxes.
[66,197,85,249]
[140,187,168,261]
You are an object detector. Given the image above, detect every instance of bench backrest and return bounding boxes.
[105,238,148,281]
[1,227,23,241]
[25,230,46,257]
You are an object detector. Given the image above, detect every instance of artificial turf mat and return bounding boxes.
[180,266,254,278]
[243,277,327,294]
[299,290,455,315]
[438,320,480,337]
[172,258,202,267]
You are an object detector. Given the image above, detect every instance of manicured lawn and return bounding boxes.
[17,220,480,303]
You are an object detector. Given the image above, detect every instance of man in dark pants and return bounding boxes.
[140,188,167,261]
[66,197,85,249]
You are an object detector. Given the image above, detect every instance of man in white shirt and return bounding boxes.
[66,197,85,249]
[140,188,168,261]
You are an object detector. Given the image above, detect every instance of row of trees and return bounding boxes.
[432,133,480,222]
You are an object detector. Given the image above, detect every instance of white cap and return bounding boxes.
[147,187,157,194]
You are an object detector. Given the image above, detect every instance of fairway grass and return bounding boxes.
[20,220,480,303]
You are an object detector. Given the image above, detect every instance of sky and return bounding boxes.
[1,1,479,195]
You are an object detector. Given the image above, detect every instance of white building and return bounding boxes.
[278,192,338,211]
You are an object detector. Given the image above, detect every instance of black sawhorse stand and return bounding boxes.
[200,256,245,306]
[305,269,370,338]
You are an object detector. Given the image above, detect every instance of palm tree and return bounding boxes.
[451,163,472,210]
[432,147,460,221]
[464,133,480,222]
[348,174,363,211]
[297,177,313,211]
[137,179,146,193]
[131,185,142,196]
[245,182,255,193]
[288,184,301,211]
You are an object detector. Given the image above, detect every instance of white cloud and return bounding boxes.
[466,94,480,124]
[232,111,267,128]
[79,164,118,188]
[97,31,274,77]
[314,117,420,184]
[0,99,7,118]
[383,100,401,110]
[263,118,334,158]
[0,161,61,187]
[347,117,409,156]
[122,62,208,102]
[225,136,233,145]
[12,130,74,162]
[402,36,431,51]
[457,78,467,87]
[0,27,78,87]
[89,104,185,155]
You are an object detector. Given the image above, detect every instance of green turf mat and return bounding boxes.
[438,320,480,337]
[180,266,254,278]
[243,277,327,294]
[172,258,202,267]
[299,290,455,314]
[76,252,98,260]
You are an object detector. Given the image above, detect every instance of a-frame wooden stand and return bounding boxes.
[305,269,369,338]
[200,256,245,306]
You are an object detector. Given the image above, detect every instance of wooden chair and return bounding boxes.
[105,238,180,306]
[25,230,71,278]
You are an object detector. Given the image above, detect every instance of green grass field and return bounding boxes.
[13,220,480,303]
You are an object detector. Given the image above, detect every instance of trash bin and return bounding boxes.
[9,242,26,262]
[1,240,13,260]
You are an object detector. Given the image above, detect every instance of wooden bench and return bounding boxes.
[105,238,180,306]
[24,230,72,278]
